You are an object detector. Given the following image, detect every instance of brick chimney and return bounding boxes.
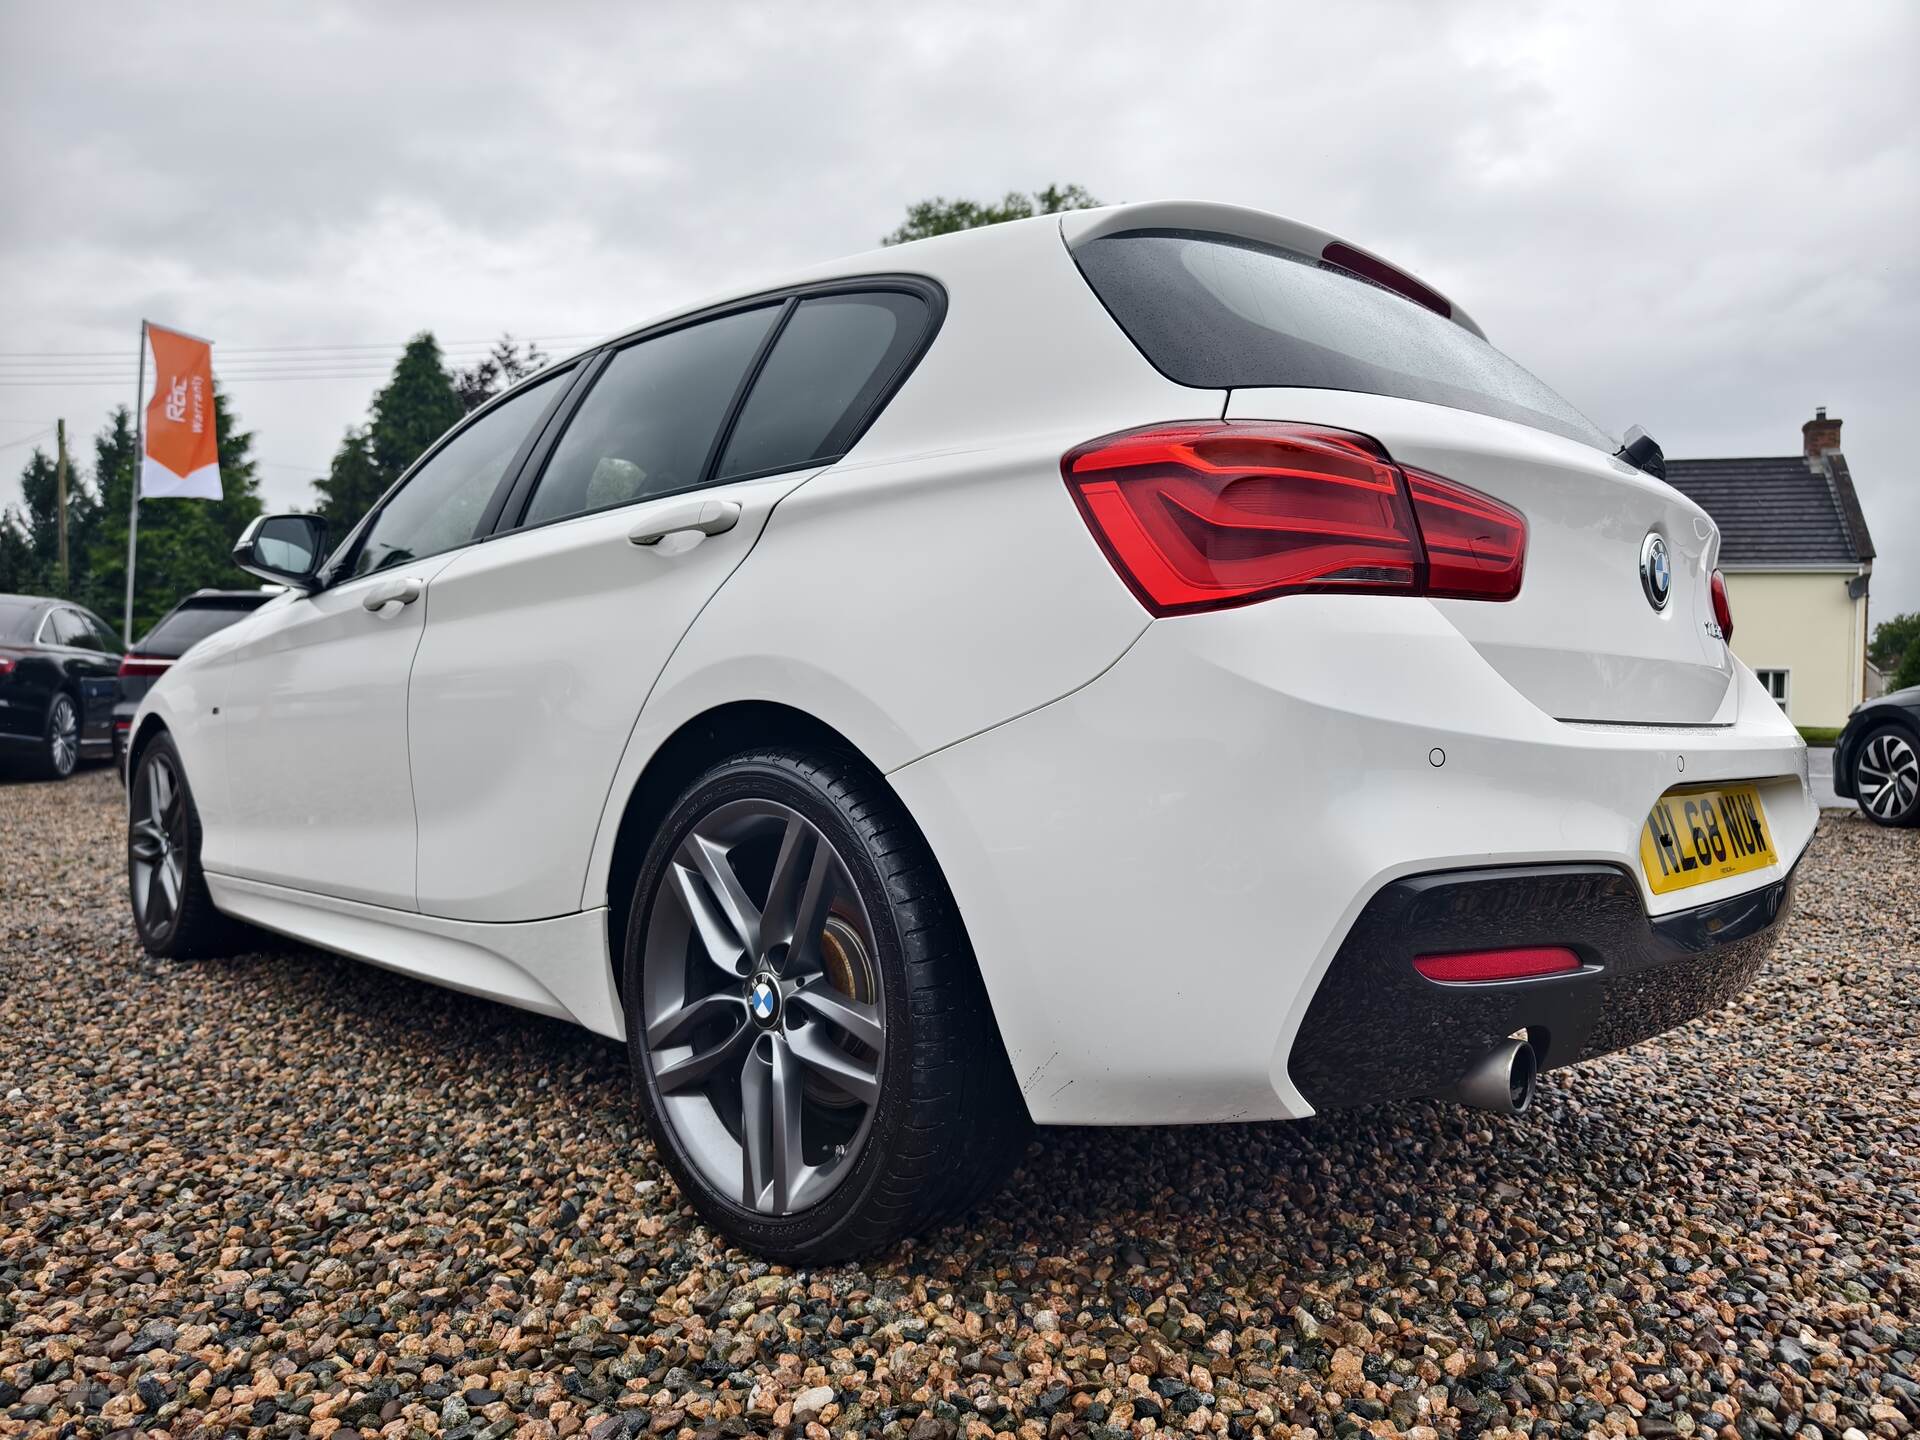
[1803,406,1843,456]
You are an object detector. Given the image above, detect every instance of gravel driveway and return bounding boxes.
[2,769,1915,1440]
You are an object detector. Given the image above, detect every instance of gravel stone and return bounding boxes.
[2,768,1916,1440]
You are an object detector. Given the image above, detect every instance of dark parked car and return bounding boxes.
[1833,683,1920,827]
[0,593,122,779]
[113,589,275,767]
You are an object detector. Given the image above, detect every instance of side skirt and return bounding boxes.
[203,873,625,1039]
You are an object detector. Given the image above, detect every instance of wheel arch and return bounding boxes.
[598,701,997,1033]
[127,711,170,779]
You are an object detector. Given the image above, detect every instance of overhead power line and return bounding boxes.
[0,333,604,361]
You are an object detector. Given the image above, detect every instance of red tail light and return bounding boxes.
[1062,422,1525,616]
[1709,568,1734,644]
[118,655,173,678]
[0,656,13,676]
[1413,946,1580,984]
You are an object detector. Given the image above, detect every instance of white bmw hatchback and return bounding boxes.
[127,202,1813,1259]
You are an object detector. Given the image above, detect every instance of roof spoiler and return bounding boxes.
[1059,201,1487,340]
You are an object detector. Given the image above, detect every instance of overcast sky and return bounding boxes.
[3,2,1915,620]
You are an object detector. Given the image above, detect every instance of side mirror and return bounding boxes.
[233,513,329,590]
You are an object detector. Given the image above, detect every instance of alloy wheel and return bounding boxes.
[1858,731,1918,820]
[48,695,79,776]
[129,751,188,940]
[641,799,886,1215]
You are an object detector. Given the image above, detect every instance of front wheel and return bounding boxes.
[1854,725,1920,827]
[128,734,244,957]
[624,747,1027,1262]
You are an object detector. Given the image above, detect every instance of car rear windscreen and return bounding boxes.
[1072,229,1614,451]
[136,601,260,656]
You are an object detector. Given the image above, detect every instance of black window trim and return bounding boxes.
[317,358,589,589]
[489,272,946,539]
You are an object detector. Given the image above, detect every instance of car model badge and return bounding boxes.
[1640,532,1672,611]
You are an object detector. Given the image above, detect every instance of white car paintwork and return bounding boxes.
[131,200,1813,1127]
[211,556,463,909]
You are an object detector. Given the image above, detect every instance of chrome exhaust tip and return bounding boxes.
[1454,1037,1538,1114]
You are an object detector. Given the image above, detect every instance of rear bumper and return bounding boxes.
[892,594,1816,1125]
[1289,860,1795,1111]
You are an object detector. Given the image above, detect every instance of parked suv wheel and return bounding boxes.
[1853,724,1920,827]
[624,746,1028,1262]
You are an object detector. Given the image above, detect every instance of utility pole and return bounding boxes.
[55,418,69,592]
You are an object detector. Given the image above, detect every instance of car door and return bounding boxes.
[408,286,936,921]
[49,606,121,749]
[211,370,572,908]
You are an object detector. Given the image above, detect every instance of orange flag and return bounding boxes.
[141,323,222,499]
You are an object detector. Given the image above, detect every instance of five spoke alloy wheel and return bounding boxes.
[641,798,886,1216]
[1856,727,1919,826]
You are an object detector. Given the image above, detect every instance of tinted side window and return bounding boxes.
[82,610,119,652]
[716,292,928,480]
[140,603,256,655]
[52,609,101,650]
[352,371,562,578]
[522,307,778,528]
[1073,230,1612,451]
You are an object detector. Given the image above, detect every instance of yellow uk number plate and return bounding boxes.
[1639,784,1777,895]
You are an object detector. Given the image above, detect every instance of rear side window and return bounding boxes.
[1073,230,1612,451]
[523,306,779,527]
[138,602,258,656]
[716,291,929,480]
[50,608,104,650]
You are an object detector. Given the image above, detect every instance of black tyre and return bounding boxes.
[623,745,1028,1262]
[32,690,81,780]
[1853,724,1920,827]
[128,733,244,958]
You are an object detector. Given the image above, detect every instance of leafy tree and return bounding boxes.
[83,388,265,640]
[1868,611,1919,676]
[453,334,550,414]
[1896,637,1920,691]
[883,183,1103,245]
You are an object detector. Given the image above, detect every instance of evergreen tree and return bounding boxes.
[0,511,36,595]
[314,426,385,533]
[453,334,549,413]
[315,333,462,535]
[368,334,463,483]
[883,184,1102,245]
[1,444,102,599]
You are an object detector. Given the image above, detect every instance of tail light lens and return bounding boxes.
[1062,422,1525,615]
[1414,946,1581,983]
[0,656,13,677]
[118,655,173,678]
[1710,568,1734,644]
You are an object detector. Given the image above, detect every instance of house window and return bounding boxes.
[1755,669,1790,711]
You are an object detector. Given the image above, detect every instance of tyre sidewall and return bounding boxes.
[623,753,918,1260]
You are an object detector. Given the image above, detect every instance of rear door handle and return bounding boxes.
[361,576,423,611]
[629,499,742,547]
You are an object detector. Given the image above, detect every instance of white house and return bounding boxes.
[1664,409,1876,731]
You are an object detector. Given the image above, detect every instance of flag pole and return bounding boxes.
[123,319,146,647]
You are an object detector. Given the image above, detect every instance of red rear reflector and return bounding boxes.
[1063,422,1525,615]
[118,655,172,677]
[1413,947,1581,984]
[1710,568,1734,644]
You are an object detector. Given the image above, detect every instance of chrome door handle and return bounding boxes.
[629,499,742,547]
[361,576,423,611]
